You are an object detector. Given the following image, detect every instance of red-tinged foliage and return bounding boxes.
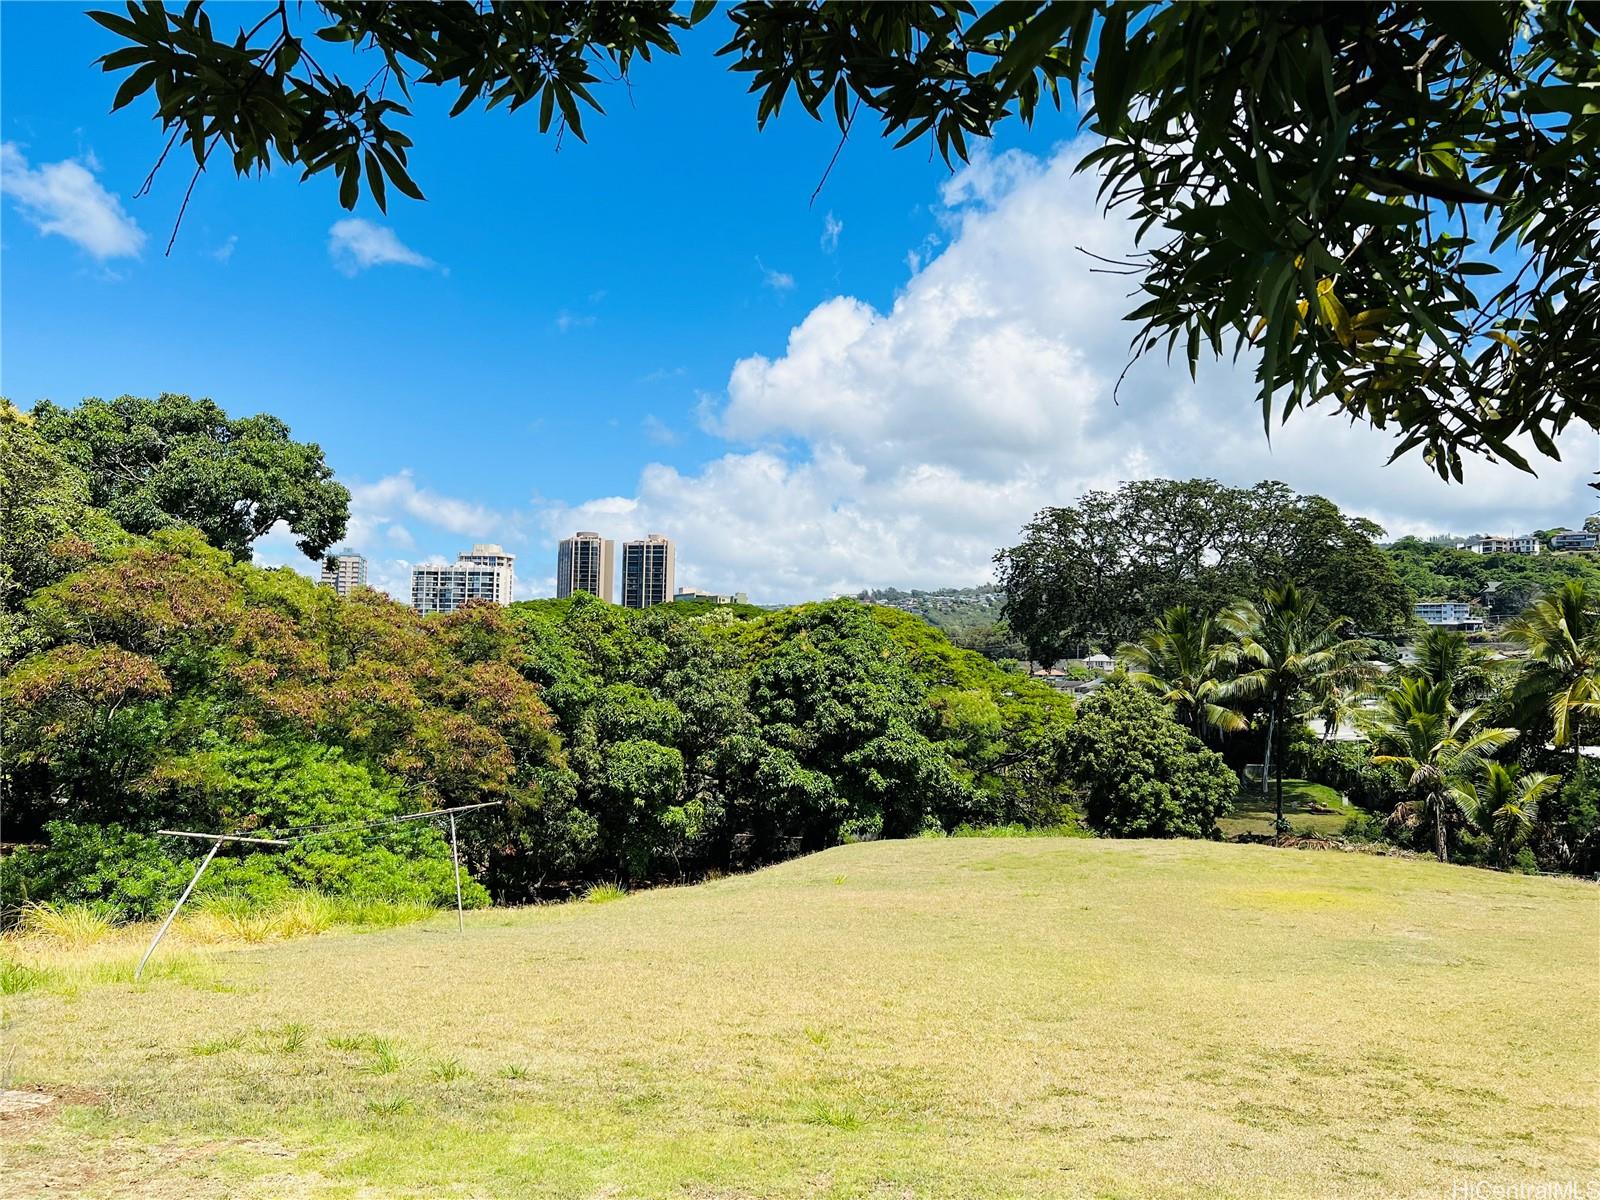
[5,528,562,835]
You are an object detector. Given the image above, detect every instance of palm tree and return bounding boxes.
[1220,580,1370,832]
[1117,605,1245,739]
[1410,626,1497,703]
[1459,762,1561,869]
[1367,676,1517,862]
[1304,654,1383,741]
[1506,581,1600,766]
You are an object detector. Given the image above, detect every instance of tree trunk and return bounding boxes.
[1434,795,1449,863]
[1273,699,1285,831]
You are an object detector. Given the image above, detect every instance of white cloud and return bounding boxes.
[327,218,436,276]
[349,471,514,540]
[212,234,238,264]
[539,142,1596,604]
[555,309,596,333]
[255,143,1597,608]
[0,141,144,260]
[757,257,795,292]
[821,211,843,252]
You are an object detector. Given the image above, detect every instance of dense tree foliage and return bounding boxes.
[30,394,350,561]
[1,428,1078,917]
[1062,679,1236,839]
[996,479,1408,661]
[856,587,1023,661]
[0,403,126,660]
[92,3,1597,471]
[1384,537,1600,617]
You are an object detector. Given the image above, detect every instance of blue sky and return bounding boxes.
[4,5,1594,602]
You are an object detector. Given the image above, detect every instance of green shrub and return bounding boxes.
[3,823,193,921]
[1340,812,1388,842]
[1063,679,1237,839]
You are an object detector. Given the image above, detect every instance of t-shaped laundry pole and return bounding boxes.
[133,800,503,981]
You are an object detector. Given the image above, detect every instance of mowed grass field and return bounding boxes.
[4,838,1597,1199]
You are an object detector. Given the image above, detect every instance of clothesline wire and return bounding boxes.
[225,801,504,846]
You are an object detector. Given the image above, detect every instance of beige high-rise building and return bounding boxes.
[621,533,675,609]
[556,531,615,602]
[319,552,367,597]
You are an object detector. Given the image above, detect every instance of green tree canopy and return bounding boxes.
[996,478,1409,660]
[0,402,125,660]
[91,2,1597,473]
[31,393,350,562]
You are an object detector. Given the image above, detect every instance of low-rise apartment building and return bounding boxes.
[1549,531,1599,552]
[1414,600,1483,630]
[1465,535,1542,555]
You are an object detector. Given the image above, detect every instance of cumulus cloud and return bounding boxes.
[540,142,1596,603]
[327,218,436,275]
[349,471,514,540]
[257,142,1595,607]
[0,141,145,260]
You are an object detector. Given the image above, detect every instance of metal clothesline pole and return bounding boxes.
[134,832,291,981]
[134,801,503,976]
[449,813,464,934]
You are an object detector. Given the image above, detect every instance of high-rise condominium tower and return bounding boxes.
[621,533,675,609]
[410,544,516,615]
[556,531,615,602]
[319,552,367,597]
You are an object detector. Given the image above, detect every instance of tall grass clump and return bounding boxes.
[177,891,438,944]
[181,893,340,943]
[583,881,626,905]
[17,902,118,948]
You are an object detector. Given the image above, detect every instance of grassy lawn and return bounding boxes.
[4,838,1597,1198]
[1218,778,1353,839]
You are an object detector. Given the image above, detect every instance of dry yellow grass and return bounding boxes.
[3,838,1597,1199]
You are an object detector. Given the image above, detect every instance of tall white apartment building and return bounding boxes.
[621,533,675,609]
[410,544,516,615]
[556,531,615,602]
[320,552,367,597]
